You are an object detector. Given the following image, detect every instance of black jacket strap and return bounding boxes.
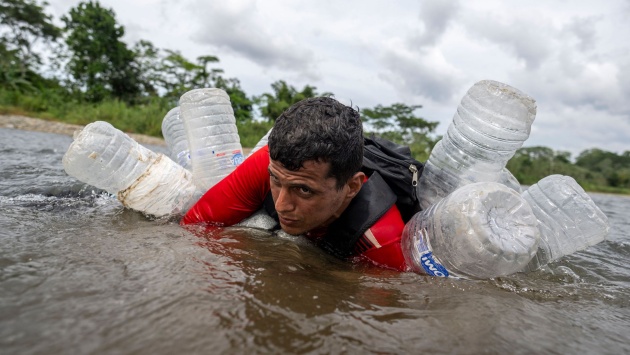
[319,172,397,259]
[263,191,278,220]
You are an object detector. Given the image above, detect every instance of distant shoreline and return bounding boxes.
[2,114,628,197]
[0,114,166,147]
[0,114,254,155]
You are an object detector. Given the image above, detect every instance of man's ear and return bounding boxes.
[345,171,365,199]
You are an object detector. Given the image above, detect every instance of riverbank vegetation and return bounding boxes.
[2,0,629,194]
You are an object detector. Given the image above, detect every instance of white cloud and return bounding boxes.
[45,0,630,155]
[185,0,319,79]
[526,104,630,158]
[408,1,461,48]
[379,44,462,102]
[462,11,555,70]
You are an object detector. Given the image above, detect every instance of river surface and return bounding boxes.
[1,127,629,354]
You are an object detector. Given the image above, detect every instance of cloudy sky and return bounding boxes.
[49,0,630,158]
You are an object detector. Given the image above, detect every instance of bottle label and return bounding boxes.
[418,250,450,278]
[415,228,450,278]
[206,150,244,170]
[231,151,244,166]
[176,150,190,165]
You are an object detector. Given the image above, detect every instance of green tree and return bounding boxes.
[131,39,161,97]
[362,103,439,161]
[256,80,329,122]
[62,0,141,102]
[215,76,253,125]
[132,42,253,122]
[154,49,223,100]
[575,148,630,187]
[0,0,61,90]
[504,146,610,187]
[507,146,558,184]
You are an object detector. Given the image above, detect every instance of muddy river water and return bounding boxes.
[1,128,629,354]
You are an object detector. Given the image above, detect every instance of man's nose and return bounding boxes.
[275,187,295,213]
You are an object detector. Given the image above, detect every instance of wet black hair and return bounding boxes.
[268,97,363,189]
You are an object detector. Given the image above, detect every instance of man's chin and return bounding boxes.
[279,224,305,236]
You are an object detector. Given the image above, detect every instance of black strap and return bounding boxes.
[263,192,278,220]
[319,172,397,258]
[362,135,424,221]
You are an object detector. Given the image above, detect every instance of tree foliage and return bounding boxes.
[362,103,439,162]
[155,50,221,99]
[132,41,252,122]
[575,148,630,187]
[0,0,60,90]
[256,80,329,122]
[504,146,621,188]
[62,0,141,102]
[215,77,253,125]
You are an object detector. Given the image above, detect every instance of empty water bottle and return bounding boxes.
[62,121,200,217]
[63,121,157,194]
[236,208,278,230]
[402,182,540,279]
[161,107,192,170]
[520,175,609,272]
[499,168,522,193]
[417,80,536,209]
[179,88,244,191]
[248,128,272,157]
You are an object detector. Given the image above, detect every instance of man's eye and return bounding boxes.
[298,186,312,195]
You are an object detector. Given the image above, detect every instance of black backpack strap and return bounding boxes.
[319,172,397,259]
[263,192,278,221]
[362,135,424,221]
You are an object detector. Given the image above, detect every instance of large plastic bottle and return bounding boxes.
[248,128,272,157]
[402,182,540,279]
[499,167,522,193]
[62,121,200,217]
[161,107,192,170]
[520,175,609,272]
[179,88,244,191]
[417,80,536,210]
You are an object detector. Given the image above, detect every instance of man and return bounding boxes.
[182,97,408,271]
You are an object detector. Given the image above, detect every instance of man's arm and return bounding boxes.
[181,146,271,225]
[355,205,408,271]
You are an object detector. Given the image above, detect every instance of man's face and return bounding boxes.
[268,159,355,235]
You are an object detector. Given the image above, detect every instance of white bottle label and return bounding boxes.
[415,228,450,278]
[213,150,244,169]
[231,151,244,166]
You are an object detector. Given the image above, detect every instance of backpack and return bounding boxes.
[361,135,425,222]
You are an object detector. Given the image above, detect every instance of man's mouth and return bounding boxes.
[278,215,299,226]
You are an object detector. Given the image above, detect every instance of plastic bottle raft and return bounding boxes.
[62,84,610,279]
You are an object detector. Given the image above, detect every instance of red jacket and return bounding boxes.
[182,146,408,271]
